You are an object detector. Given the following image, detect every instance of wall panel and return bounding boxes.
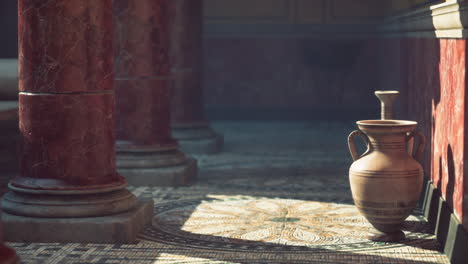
[329,0,384,22]
[295,0,326,24]
[203,0,384,25]
[203,0,293,24]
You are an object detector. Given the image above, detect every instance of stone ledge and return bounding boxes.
[423,182,468,264]
[118,158,197,187]
[380,0,468,38]
[3,199,154,244]
[177,133,224,155]
[203,23,378,38]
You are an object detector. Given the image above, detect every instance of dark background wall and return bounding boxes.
[203,36,381,120]
[201,0,386,120]
[0,1,18,58]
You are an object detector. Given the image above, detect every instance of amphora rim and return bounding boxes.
[374,90,400,95]
[356,120,418,133]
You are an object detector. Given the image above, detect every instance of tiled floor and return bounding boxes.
[7,121,449,263]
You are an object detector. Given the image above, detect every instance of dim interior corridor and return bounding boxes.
[7,121,449,264]
[1,0,468,263]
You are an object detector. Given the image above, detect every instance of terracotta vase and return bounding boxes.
[348,120,425,242]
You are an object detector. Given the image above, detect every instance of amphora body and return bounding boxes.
[348,120,425,241]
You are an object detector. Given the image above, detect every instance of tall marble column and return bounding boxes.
[168,0,223,154]
[1,0,153,243]
[114,0,197,186]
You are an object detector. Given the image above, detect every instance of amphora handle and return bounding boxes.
[348,130,371,161]
[406,131,426,162]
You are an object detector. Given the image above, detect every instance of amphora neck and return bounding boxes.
[365,131,409,152]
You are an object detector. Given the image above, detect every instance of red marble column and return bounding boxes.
[1,0,153,243]
[0,209,18,264]
[114,0,197,186]
[168,0,223,154]
[0,245,17,264]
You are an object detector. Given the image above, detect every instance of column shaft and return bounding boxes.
[1,0,153,243]
[14,0,121,191]
[169,0,223,154]
[114,0,197,186]
[169,0,205,124]
[114,0,176,150]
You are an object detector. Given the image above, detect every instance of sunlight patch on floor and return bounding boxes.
[153,253,240,264]
[156,195,382,246]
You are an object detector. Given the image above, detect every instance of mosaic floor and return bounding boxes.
[7,121,450,263]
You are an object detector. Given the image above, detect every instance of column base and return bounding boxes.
[3,199,154,244]
[117,158,197,187]
[0,244,19,264]
[2,188,138,218]
[172,125,224,154]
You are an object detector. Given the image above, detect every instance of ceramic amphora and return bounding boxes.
[348,120,425,241]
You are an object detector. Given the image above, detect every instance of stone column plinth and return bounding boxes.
[114,0,197,186]
[1,0,153,243]
[168,0,223,154]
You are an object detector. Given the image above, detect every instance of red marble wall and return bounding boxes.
[203,37,382,115]
[381,37,467,230]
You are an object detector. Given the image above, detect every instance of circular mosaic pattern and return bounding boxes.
[141,196,435,253]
